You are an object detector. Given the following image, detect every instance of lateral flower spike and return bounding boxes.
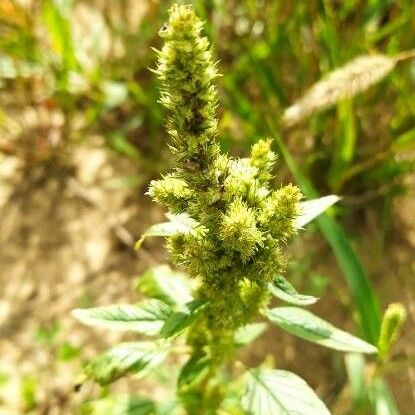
[377,302,407,362]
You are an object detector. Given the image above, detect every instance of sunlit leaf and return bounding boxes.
[135,213,206,249]
[72,300,171,335]
[273,134,381,344]
[265,307,377,354]
[136,265,193,306]
[160,299,206,338]
[85,341,169,385]
[268,276,318,306]
[178,354,211,388]
[242,368,331,415]
[295,196,340,228]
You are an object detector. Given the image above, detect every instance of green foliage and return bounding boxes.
[268,276,318,306]
[0,0,165,166]
[72,300,172,336]
[21,376,38,412]
[135,265,193,307]
[273,134,382,344]
[178,354,212,390]
[265,307,377,354]
[57,341,81,362]
[135,213,207,250]
[85,341,169,386]
[242,369,330,415]
[160,299,206,338]
[72,5,389,414]
[344,348,403,415]
[295,196,340,229]
[345,353,367,408]
[340,304,407,414]
[371,378,400,415]
[2,1,412,413]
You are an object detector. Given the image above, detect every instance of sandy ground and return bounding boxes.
[0,140,168,413]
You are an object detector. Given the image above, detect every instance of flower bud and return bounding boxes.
[148,174,192,212]
[220,199,264,261]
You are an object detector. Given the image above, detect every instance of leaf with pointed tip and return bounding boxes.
[85,341,169,385]
[135,213,206,249]
[136,265,193,306]
[178,354,211,389]
[72,300,172,335]
[295,195,340,228]
[268,276,318,306]
[242,368,331,415]
[161,299,206,338]
[234,323,267,346]
[265,307,377,354]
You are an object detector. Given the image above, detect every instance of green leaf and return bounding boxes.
[392,127,415,152]
[328,99,357,190]
[72,300,172,336]
[345,353,367,408]
[371,378,399,415]
[295,195,340,228]
[135,213,206,249]
[273,133,381,344]
[160,299,206,338]
[265,307,377,354]
[136,265,193,306]
[80,395,155,415]
[42,0,78,75]
[105,132,140,160]
[178,354,211,389]
[234,323,267,346]
[85,341,169,385]
[268,276,318,306]
[242,368,331,415]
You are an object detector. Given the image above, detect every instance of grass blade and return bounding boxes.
[272,133,381,343]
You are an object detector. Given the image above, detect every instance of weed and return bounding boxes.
[73,6,405,414]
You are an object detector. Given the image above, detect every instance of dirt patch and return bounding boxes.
[0,140,166,413]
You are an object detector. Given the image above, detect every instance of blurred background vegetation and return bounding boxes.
[0,0,414,414]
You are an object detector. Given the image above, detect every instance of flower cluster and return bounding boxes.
[149,4,302,358]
